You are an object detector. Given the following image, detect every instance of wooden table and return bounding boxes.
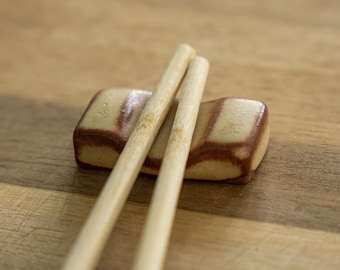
[1,1,340,269]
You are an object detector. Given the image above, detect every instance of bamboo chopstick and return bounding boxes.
[62,44,195,270]
[132,56,210,270]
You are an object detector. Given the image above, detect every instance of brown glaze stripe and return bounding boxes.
[117,90,151,139]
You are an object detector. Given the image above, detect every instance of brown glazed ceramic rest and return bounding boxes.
[73,88,269,184]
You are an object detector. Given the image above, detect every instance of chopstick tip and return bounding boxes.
[177,43,196,55]
[193,55,209,66]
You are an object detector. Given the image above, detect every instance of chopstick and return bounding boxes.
[62,44,195,270]
[132,56,210,270]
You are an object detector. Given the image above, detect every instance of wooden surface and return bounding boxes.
[1,0,340,269]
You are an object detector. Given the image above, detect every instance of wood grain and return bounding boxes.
[1,183,340,270]
[1,0,340,269]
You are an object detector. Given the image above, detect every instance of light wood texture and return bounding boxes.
[1,0,340,269]
[62,44,194,270]
[1,183,340,270]
[133,57,209,270]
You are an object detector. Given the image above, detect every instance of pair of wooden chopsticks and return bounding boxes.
[63,44,209,270]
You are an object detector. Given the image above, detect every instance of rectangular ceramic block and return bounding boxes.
[73,88,269,184]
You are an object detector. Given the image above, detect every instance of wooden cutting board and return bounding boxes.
[1,0,340,269]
